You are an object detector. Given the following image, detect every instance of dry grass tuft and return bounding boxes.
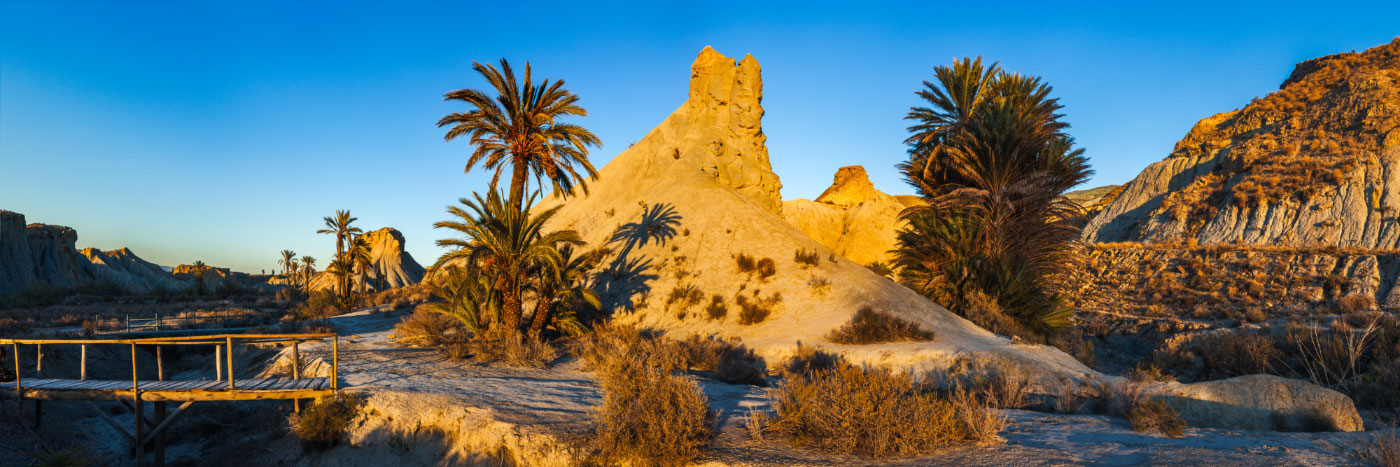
[469,336,558,368]
[1127,397,1186,438]
[736,292,782,325]
[826,307,935,345]
[705,294,728,320]
[290,392,366,451]
[794,249,821,268]
[1357,426,1400,467]
[759,357,1002,457]
[392,305,464,347]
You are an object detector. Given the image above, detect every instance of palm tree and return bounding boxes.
[278,250,298,277]
[527,246,601,337]
[316,210,362,258]
[434,189,582,337]
[299,255,317,292]
[438,59,602,210]
[348,235,373,295]
[190,260,208,295]
[424,265,500,336]
[896,57,1091,337]
[325,255,355,309]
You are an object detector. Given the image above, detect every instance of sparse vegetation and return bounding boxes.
[290,392,367,451]
[826,307,935,344]
[736,292,782,325]
[757,355,1002,457]
[705,294,727,320]
[1127,397,1186,438]
[794,248,821,267]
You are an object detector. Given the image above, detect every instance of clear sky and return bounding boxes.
[2,1,1397,274]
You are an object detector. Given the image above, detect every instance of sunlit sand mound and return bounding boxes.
[782,165,916,265]
[535,47,1364,431]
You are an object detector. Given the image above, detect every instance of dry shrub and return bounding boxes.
[1127,397,1186,438]
[288,292,341,321]
[705,294,727,320]
[762,358,1001,457]
[1196,331,1278,379]
[1127,363,1175,383]
[1339,293,1376,313]
[470,336,558,368]
[826,307,934,345]
[794,249,821,267]
[666,284,705,311]
[736,292,781,325]
[290,392,366,451]
[392,305,463,347]
[943,358,1029,409]
[962,289,1034,341]
[1358,426,1400,467]
[755,257,777,280]
[675,335,767,386]
[778,345,842,380]
[735,253,757,273]
[588,328,717,466]
[576,325,767,386]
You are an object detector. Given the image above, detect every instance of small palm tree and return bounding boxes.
[299,256,317,292]
[424,265,500,336]
[278,250,298,277]
[438,58,602,210]
[527,246,601,337]
[348,235,373,295]
[325,255,355,309]
[434,189,582,337]
[191,260,208,295]
[316,210,362,258]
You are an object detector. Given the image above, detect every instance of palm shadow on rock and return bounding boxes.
[591,203,683,315]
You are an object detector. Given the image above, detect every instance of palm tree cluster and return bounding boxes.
[275,250,319,296]
[431,58,602,340]
[895,57,1092,337]
[316,209,376,309]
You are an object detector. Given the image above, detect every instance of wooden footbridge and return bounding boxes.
[2,333,339,466]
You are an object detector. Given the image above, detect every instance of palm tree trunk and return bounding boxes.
[501,283,523,336]
[508,160,529,211]
[528,290,552,338]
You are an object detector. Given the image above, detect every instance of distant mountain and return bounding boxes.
[1086,39,1400,248]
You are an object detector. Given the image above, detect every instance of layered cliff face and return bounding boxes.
[1086,39,1400,248]
[0,210,191,294]
[782,166,917,265]
[305,227,425,292]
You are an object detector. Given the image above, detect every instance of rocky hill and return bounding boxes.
[303,227,425,292]
[782,166,919,265]
[531,47,1361,431]
[1086,39,1400,247]
[81,247,188,292]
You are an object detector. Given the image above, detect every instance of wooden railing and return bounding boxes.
[1,333,339,397]
[119,309,282,333]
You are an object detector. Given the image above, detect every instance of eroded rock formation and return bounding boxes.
[304,227,425,292]
[0,210,193,294]
[782,166,918,265]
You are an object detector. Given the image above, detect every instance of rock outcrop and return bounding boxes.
[1,210,194,294]
[1086,39,1400,248]
[782,166,916,265]
[531,47,1361,431]
[304,228,425,292]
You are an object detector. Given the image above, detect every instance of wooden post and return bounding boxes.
[13,343,21,413]
[81,344,88,380]
[156,346,164,382]
[226,337,235,390]
[155,401,167,467]
[214,345,223,381]
[35,344,42,376]
[132,343,143,467]
[292,342,301,413]
[332,335,339,391]
[131,343,139,393]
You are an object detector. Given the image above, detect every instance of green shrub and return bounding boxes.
[826,307,935,344]
[290,393,366,451]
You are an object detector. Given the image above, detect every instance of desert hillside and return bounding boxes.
[1086,39,1400,247]
[0,210,203,294]
[782,165,921,266]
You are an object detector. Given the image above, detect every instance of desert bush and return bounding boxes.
[735,292,781,325]
[1127,363,1175,383]
[761,359,1001,457]
[806,276,831,295]
[470,336,558,368]
[962,289,1035,341]
[1357,424,1400,467]
[1127,397,1186,438]
[589,332,717,466]
[393,306,464,348]
[1338,293,1376,313]
[755,257,777,280]
[705,294,727,320]
[778,344,842,380]
[1196,331,1278,379]
[676,335,767,386]
[826,307,935,344]
[290,392,366,451]
[941,358,1030,409]
[576,325,767,386]
[794,249,821,267]
[666,284,705,311]
[735,253,757,273]
[288,292,341,321]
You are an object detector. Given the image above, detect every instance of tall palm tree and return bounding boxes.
[316,210,362,258]
[434,190,582,337]
[438,59,602,210]
[278,250,298,277]
[896,57,1091,336]
[527,245,601,337]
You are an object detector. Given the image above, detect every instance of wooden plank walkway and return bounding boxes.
[2,377,333,402]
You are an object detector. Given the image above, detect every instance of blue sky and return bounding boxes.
[2,1,1397,273]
